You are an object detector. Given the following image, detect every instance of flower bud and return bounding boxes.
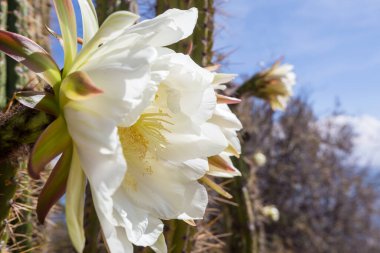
[237,61,296,110]
[253,152,266,167]
[261,205,280,222]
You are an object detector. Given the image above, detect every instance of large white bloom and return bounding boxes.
[88,53,230,252]
[0,0,241,251]
[63,3,234,253]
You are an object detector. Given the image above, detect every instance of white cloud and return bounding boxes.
[320,115,380,168]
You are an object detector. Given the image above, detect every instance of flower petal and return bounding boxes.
[91,187,134,253]
[207,153,241,178]
[127,8,198,47]
[64,102,127,197]
[0,30,61,87]
[150,234,167,253]
[60,71,103,102]
[73,11,139,71]
[36,144,72,223]
[29,116,71,179]
[79,45,164,127]
[15,91,59,116]
[53,0,77,73]
[124,159,208,220]
[66,148,86,253]
[159,122,228,161]
[154,53,217,124]
[212,73,237,86]
[113,190,164,247]
[77,0,99,44]
[210,104,242,129]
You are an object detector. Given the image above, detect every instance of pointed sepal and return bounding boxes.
[29,116,71,179]
[61,71,103,102]
[77,0,99,44]
[53,0,77,74]
[208,155,236,173]
[208,155,241,178]
[0,30,61,87]
[15,91,59,116]
[36,144,73,223]
[66,147,86,253]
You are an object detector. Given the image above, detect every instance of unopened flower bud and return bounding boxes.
[262,205,280,222]
[237,61,296,110]
[253,152,266,167]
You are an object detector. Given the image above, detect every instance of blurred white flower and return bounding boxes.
[253,152,267,167]
[2,0,242,251]
[237,61,296,110]
[262,205,280,222]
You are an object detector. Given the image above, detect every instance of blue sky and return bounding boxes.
[50,1,380,166]
[51,1,380,117]
[215,0,380,117]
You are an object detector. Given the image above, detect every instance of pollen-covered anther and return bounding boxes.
[118,112,173,161]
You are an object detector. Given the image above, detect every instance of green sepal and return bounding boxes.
[0,30,61,87]
[52,0,77,76]
[15,91,59,116]
[61,71,103,103]
[66,147,86,253]
[36,143,73,223]
[28,116,71,179]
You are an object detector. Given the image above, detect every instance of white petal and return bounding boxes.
[157,53,214,91]
[113,190,164,247]
[150,234,167,253]
[154,53,216,124]
[210,104,242,129]
[73,11,140,71]
[127,8,198,47]
[91,189,134,253]
[78,0,98,44]
[208,152,241,178]
[181,158,209,180]
[272,64,294,75]
[125,159,208,220]
[80,45,163,127]
[160,122,228,161]
[212,73,237,86]
[66,148,86,253]
[64,102,127,197]
[96,11,139,41]
[223,128,241,155]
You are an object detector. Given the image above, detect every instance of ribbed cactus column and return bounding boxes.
[6,0,28,101]
[96,0,138,24]
[0,1,51,252]
[0,0,7,108]
[0,0,50,109]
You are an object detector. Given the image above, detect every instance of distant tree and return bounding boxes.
[238,96,380,253]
